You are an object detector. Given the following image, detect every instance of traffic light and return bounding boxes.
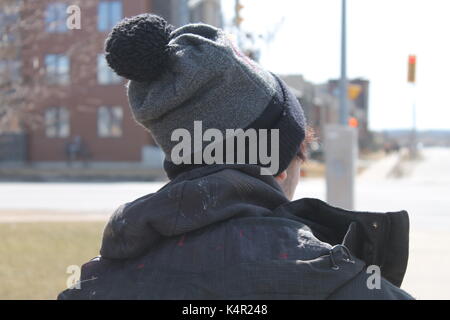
[348,84,362,101]
[408,55,416,83]
[235,1,244,27]
[348,117,359,128]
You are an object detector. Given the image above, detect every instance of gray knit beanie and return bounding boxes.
[105,14,306,178]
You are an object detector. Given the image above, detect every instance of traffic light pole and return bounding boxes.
[407,55,418,158]
[410,82,418,158]
[339,0,349,125]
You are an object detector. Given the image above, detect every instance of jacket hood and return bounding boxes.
[100,164,288,260]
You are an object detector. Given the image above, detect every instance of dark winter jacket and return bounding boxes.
[58,164,414,300]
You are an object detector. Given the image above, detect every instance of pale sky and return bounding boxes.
[222,0,450,131]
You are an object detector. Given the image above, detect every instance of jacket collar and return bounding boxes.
[275,198,410,287]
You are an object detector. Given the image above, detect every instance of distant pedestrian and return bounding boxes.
[65,136,90,165]
[65,136,80,164]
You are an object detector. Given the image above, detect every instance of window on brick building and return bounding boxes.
[45,54,70,85]
[45,3,68,33]
[98,1,122,32]
[97,54,121,85]
[0,59,21,82]
[45,107,70,138]
[97,106,123,137]
[0,11,19,45]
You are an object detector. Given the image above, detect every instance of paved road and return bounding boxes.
[1,147,449,299]
[0,181,166,214]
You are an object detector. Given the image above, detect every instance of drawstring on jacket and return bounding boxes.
[329,245,356,271]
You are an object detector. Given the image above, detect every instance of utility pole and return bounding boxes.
[324,0,357,210]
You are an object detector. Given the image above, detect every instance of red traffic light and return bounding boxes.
[348,117,359,128]
[408,55,416,65]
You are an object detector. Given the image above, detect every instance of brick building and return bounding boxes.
[10,0,176,168]
[30,1,163,166]
[0,0,225,172]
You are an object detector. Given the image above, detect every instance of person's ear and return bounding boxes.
[275,170,287,183]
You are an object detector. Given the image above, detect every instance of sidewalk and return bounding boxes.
[402,230,450,300]
[0,162,166,182]
[358,152,401,181]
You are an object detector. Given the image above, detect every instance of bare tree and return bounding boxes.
[0,0,105,134]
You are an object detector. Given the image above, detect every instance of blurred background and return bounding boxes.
[0,0,449,300]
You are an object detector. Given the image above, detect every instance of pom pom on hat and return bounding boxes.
[105,14,174,82]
